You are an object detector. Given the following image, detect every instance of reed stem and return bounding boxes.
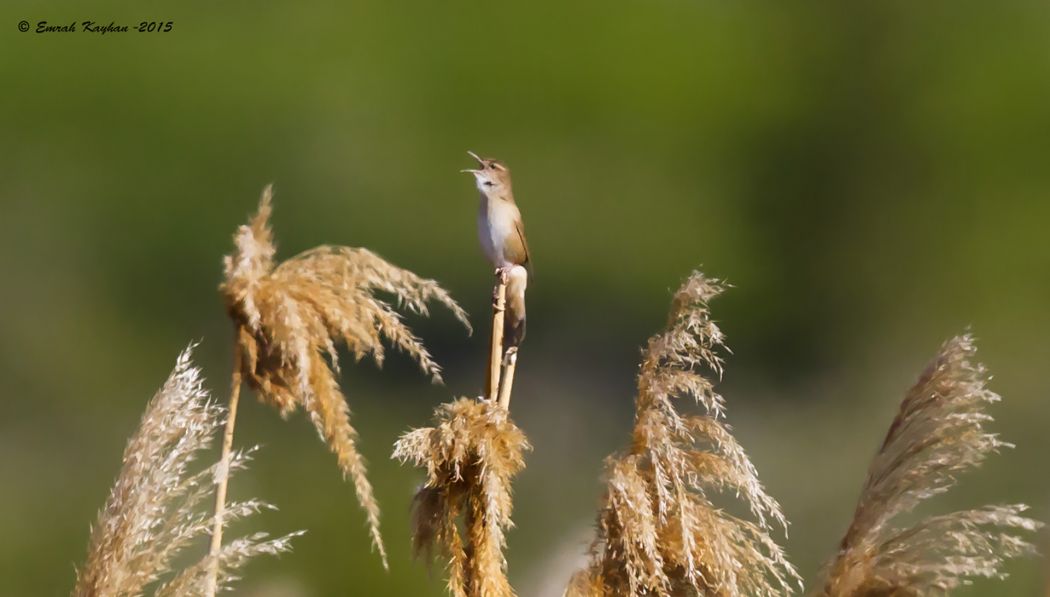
[486,274,507,403]
[497,348,518,410]
[204,343,243,597]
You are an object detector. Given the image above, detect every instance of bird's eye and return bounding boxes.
[484,181,494,187]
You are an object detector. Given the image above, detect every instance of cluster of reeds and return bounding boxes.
[70,185,1044,597]
[816,334,1042,596]
[565,272,801,597]
[73,186,471,597]
[73,346,301,597]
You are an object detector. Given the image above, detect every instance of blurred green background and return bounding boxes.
[2,0,1049,595]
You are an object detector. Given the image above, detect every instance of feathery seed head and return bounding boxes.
[73,346,300,597]
[394,398,531,597]
[220,187,472,568]
[567,271,800,597]
[817,334,1042,596]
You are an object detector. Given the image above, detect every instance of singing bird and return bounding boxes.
[463,151,530,346]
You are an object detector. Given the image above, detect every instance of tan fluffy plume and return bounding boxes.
[219,185,471,568]
[73,346,301,597]
[393,398,531,597]
[817,334,1042,596]
[566,271,800,597]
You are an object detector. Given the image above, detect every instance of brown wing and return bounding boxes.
[512,219,532,273]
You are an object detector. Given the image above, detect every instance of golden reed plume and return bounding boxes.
[73,346,301,597]
[817,334,1041,596]
[394,398,530,597]
[217,186,471,571]
[566,271,800,597]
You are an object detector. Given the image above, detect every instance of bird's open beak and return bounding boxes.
[462,151,485,174]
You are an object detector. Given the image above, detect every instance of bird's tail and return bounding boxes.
[504,265,528,347]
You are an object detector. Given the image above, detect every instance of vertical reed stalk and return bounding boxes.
[204,343,243,597]
[497,349,517,410]
[487,274,507,403]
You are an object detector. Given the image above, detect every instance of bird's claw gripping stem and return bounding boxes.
[502,346,518,365]
[492,267,510,303]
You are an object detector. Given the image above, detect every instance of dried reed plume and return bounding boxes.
[817,334,1042,596]
[218,186,471,570]
[73,346,301,597]
[566,271,800,597]
[393,398,531,597]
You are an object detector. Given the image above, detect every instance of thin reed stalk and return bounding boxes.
[497,348,518,410]
[487,274,507,402]
[204,343,243,597]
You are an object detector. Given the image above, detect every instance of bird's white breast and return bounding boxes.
[477,197,518,268]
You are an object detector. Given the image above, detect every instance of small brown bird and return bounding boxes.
[463,151,530,346]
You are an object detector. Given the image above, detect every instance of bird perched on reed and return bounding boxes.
[463,151,530,347]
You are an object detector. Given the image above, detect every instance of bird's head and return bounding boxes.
[462,151,512,197]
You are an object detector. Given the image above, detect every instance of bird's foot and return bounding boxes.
[492,266,511,303]
[502,346,518,365]
[493,265,512,283]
